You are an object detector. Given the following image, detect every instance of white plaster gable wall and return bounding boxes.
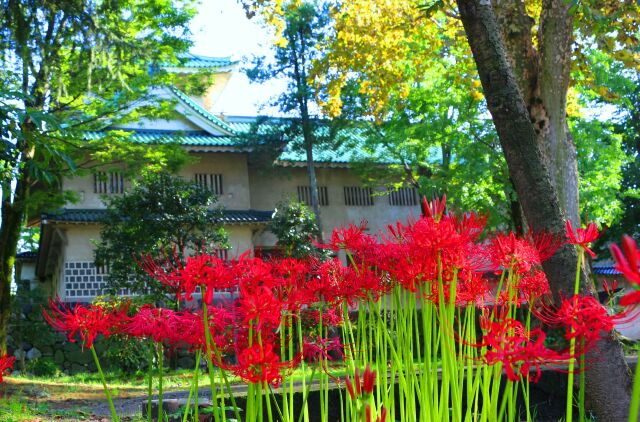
[114,116,202,132]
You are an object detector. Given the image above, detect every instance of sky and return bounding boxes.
[188,0,285,116]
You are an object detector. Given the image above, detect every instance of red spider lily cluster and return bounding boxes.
[611,235,640,306]
[41,195,631,418]
[0,353,14,383]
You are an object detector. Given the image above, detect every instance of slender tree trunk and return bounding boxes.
[456,1,633,419]
[302,120,324,238]
[290,26,323,238]
[0,170,29,354]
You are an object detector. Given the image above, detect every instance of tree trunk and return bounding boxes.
[303,122,324,238]
[0,171,29,354]
[456,0,633,419]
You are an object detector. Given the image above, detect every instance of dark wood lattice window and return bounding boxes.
[94,172,124,194]
[389,187,419,206]
[344,186,374,206]
[297,186,329,206]
[195,173,223,195]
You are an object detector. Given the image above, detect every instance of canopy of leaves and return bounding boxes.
[94,173,228,301]
[0,0,198,218]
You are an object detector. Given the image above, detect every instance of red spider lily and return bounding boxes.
[136,251,183,293]
[122,306,206,349]
[421,194,446,222]
[480,317,566,382]
[610,235,640,289]
[300,308,344,328]
[516,270,550,303]
[223,343,298,387]
[178,254,237,304]
[456,271,491,307]
[565,220,600,258]
[0,354,15,383]
[322,221,376,254]
[302,336,344,363]
[488,232,542,275]
[366,405,387,422]
[529,231,563,262]
[236,284,284,330]
[345,364,376,400]
[43,299,127,348]
[536,295,615,347]
[603,279,618,297]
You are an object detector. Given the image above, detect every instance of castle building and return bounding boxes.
[18,54,421,302]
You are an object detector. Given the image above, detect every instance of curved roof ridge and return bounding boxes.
[170,86,237,135]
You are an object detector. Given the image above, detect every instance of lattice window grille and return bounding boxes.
[195,173,223,195]
[297,186,329,206]
[389,187,419,206]
[63,261,133,300]
[94,172,124,194]
[344,186,374,206]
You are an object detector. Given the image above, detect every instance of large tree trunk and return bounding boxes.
[456,0,633,419]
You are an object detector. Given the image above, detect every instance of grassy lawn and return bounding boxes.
[0,364,349,421]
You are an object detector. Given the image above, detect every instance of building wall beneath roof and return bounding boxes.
[248,166,421,239]
[178,152,251,210]
[62,152,252,211]
[54,223,257,302]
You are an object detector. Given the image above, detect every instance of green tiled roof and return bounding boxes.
[174,53,238,69]
[171,87,237,135]
[83,130,239,147]
[42,209,273,225]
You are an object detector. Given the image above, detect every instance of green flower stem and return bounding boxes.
[296,367,317,422]
[183,350,201,422]
[158,343,164,422]
[147,342,153,422]
[279,318,289,422]
[90,345,119,422]
[202,303,221,422]
[567,249,584,422]
[296,317,309,422]
[628,344,640,422]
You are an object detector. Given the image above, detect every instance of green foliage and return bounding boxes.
[245,1,349,228]
[349,62,515,230]
[269,200,328,259]
[0,0,199,350]
[572,49,639,249]
[571,117,627,226]
[26,357,60,377]
[94,173,228,301]
[103,335,153,374]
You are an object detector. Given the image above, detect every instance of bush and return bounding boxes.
[103,335,153,374]
[26,357,60,377]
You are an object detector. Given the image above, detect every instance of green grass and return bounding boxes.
[0,396,91,422]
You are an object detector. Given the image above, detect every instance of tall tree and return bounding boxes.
[454,1,633,418]
[246,1,335,236]
[0,0,196,353]
[240,0,640,417]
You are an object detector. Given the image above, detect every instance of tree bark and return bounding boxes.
[0,169,29,354]
[456,0,633,419]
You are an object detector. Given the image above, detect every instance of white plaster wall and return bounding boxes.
[181,153,251,209]
[225,225,255,257]
[63,225,102,262]
[248,167,421,239]
[113,116,202,131]
[63,152,251,210]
